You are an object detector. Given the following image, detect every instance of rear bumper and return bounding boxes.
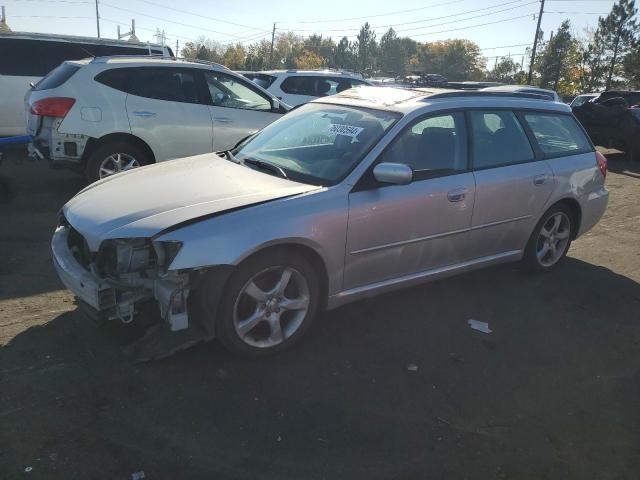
[578,186,609,237]
[51,226,116,310]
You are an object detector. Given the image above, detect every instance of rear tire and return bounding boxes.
[85,142,149,183]
[212,250,320,357]
[523,204,574,272]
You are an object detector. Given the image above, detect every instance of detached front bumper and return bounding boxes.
[51,226,116,311]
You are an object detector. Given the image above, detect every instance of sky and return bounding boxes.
[3,0,617,63]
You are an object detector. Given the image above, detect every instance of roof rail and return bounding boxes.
[427,90,553,101]
[89,55,228,70]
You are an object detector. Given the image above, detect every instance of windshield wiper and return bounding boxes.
[221,150,288,179]
[243,158,289,179]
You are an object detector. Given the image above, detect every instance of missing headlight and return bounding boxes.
[153,241,183,270]
[98,238,155,276]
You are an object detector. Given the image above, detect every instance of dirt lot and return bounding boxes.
[1,149,639,479]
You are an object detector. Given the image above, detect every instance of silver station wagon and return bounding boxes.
[52,87,609,359]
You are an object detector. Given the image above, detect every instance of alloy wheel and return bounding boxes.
[536,212,571,267]
[233,266,310,348]
[98,153,140,178]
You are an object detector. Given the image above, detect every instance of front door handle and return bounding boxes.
[533,174,548,185]
[132,111,156,117]
[214,117,233,123]
[447,187,468,202]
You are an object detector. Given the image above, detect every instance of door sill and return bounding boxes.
[328,250,522,309]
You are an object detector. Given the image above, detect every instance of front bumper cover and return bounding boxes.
[52,226,116,310]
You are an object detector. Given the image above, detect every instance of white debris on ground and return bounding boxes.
[468,319,492,334]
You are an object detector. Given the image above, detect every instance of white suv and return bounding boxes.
[243,70,372,107]
[25,56,288,181]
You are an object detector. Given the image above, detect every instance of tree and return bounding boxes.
[623,46,640,88]
[355,23,377,74]
[223,44,246,70]
[379,28,407,75]
[334,36,357,70]
[244,39,273,70]
[181,37,223,62]
[293,49,325,69]
[410,39,484,80]
[487,57,520,83]
[535,20,581,94]
[596,0,638,89]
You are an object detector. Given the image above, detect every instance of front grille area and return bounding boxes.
[67,226,92,270]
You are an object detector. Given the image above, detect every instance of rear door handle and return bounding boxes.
[214,117,233,123]
[132,111,156,117]
[533,174,548,185]
[447,188,468,202]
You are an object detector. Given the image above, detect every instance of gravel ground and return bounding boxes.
[1,149,639,479]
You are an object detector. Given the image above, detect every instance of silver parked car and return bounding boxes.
[51,87,609,358]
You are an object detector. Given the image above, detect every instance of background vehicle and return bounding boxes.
[252,69,373,106]
[0,31,172,137]
[26,56,288,181]
[570,93,598,108]
[51,87,608,358]
[481,85,561,102]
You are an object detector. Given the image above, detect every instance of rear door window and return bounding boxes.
[128,68,202,104]
[469,111,534,169]
[33,63,80,90]
[523,113,593,156]
[280,76,316,96]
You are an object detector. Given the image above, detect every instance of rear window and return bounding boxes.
[33,63,80,91]
[523,113,592,156]
[251,74,277,89]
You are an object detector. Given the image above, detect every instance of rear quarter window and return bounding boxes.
[523,113,592,156]
[33,63,80,90]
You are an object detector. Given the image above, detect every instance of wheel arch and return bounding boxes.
[235,242,330,310]
[81,132,156,165]
[552,197,582,239]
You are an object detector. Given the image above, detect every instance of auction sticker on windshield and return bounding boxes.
[328,124,364,138]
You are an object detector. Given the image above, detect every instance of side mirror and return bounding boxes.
[271,98,280,111]
[373,162,413,185]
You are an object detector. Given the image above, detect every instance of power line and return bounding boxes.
[281,0,465,24]
[134,0,272,34]
[480,43,532,50]
[282,0,534,32]
[99,1,259,40]
[393,2,539,35]
[404,13,538,39]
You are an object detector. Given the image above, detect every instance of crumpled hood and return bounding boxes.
[64,153,319,250]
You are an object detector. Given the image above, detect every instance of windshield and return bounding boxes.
[231,102,400,185]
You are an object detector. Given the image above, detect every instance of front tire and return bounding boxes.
[523,205,574,272]
[85,142,149,182]
[214,250,320,357]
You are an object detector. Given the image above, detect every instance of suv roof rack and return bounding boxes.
[427,90,553,101]
[89,55,228,70]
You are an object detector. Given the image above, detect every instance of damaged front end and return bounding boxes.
[91,236,190,330]
[52,219,209,360]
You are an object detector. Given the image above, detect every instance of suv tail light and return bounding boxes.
[30,97,76,117]
[595,151,607,179]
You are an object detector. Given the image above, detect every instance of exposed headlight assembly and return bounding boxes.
[153,241,183,271]
[98,238,153,275]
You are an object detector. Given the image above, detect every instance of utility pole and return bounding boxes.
[176,39,179,57]
[526,0,545,85]
[95,0,100,38]
[269,22,276,66]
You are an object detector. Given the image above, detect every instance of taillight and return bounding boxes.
[30,97,76,117]
[595,151,607,179]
